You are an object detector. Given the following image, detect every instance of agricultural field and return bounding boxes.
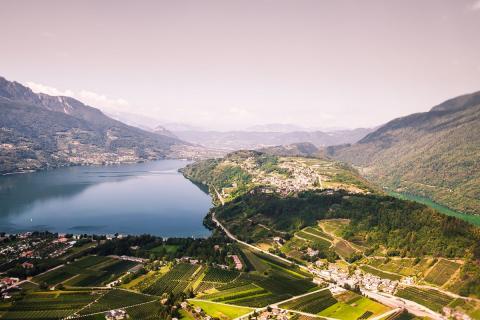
[360,265,402,281]
[278,289,337,314]
[77,289,157,316]
[33,256,138,288]
[0,290,101,320]
[189,299,254,320]
[395,287,454,312]
[334,240,357,259]
[142,263,201,295]
[295,230,332,249]
[423,259,461,286]
[318,219,350,237]
[362,257,434,278]
[318,291,391,319]
[302,227,334,241]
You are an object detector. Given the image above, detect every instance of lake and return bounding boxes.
[0,160,212,237]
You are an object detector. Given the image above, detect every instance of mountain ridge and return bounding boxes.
[326,90,480,215]
[0,76,189,174]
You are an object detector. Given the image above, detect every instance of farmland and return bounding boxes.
[395,287,454,312]
[278,289,336,314]
[0,290,100,320]
[32,256,137,288]
[423,259,461,286]
[318,291,390,319]
[189,299,254,320]
[360,265,402,281]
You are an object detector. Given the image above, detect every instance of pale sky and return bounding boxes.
[1,0,480,130]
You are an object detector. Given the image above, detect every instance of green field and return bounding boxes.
[360,265,402,281]
[189,299,253,320]
[318,292,390,319]
[423,259,461,286]
[0,290,100,320]
[334,240,357,259]
[279,289,336,314]
[33,256,137,288]
[396,287,454,312]
[303,227,334,240]
[78,289,156,315]
[364,257,433,277]
[142,263,201,295]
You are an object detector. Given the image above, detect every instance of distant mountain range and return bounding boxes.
[171,128,373,150]
[326,91,480,215]
[0,76,191,174]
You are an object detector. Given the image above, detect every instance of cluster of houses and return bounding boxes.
[308,263,398,295]
[442,307,472,320]
[105,309,127,320]
[0,233,80,267]
[230,254,243,270]
[247,308,290,320]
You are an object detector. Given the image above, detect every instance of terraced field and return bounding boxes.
[279,289,337,314]
[296,231,331,249]
[395,287,454,312]
[360,265,402,281]
[334,240,357,259]
[303,227,334,241]
[364,257,433,277]
[424,259,461,286]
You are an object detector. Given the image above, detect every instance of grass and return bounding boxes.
[318,293,390,319]
[423,259,461,286]
[189,299,253,320]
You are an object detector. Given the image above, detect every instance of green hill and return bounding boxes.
[326,91,480,215]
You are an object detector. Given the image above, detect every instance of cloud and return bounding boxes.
[471,0,480,10]
[25,81,129,112]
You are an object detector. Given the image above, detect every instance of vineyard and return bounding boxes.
[142,263,200,295]
[303,227,334,241]
[279,289,337,314]
[77,289,156,316]
[360,265,401,281]
[0,290,101,320]
[396,287,454,312]
[33,256,137,288]
[424,259,461,286]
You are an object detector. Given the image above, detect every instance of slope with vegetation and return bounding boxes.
[0,76,188,174]
[326,90,480,215]
[183,151,480,299]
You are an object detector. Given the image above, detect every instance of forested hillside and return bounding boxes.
[326,91,480,215]
[0,76,186,173]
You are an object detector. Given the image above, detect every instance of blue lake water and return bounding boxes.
[0,160,212,237]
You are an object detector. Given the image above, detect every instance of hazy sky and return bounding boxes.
[1,0,480,130]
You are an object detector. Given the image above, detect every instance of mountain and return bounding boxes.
[0,76,188,174]
[171,128,373,150]
[326,91,480,215]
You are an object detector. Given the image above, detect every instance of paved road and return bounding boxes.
[211,186,447,320]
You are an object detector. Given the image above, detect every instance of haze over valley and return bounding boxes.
[0,1,479,320]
